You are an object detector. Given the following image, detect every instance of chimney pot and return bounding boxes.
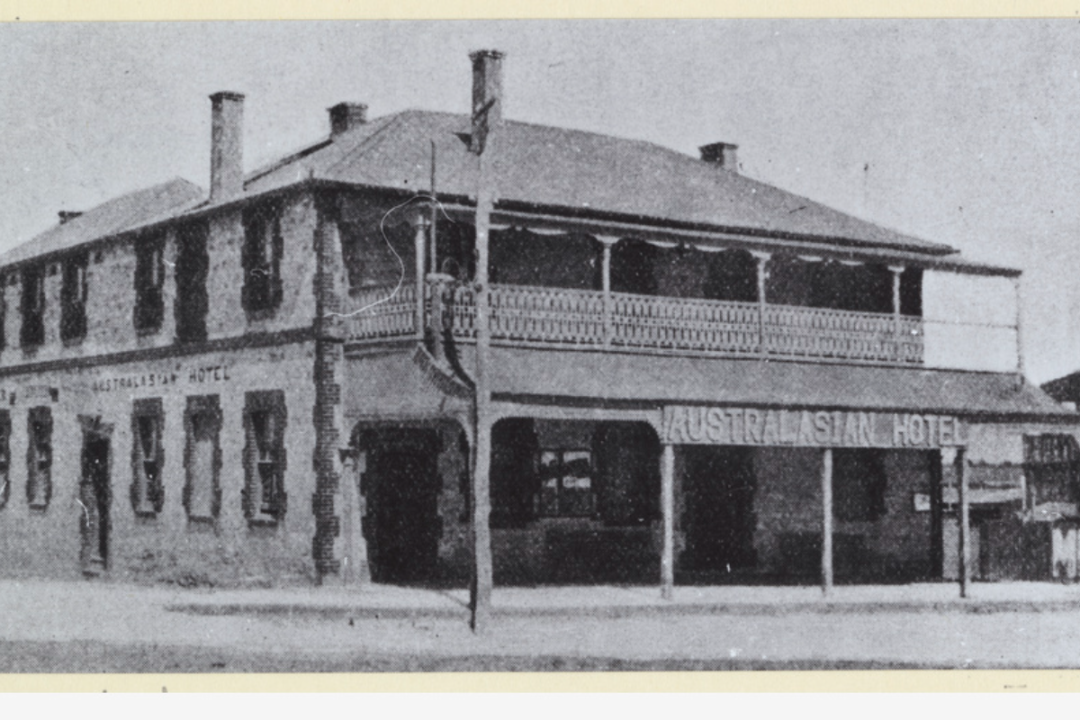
[209,91,245,202]
[699,142,739,172]
[329,102,368,137]
[58,211,82,225]
[469,49,505,154]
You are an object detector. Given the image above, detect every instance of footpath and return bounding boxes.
[4,578,1080,675]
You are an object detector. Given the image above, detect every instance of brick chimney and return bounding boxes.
[329,102,368,137]
[209,91,245,202]
[469,49,505,154]
[699,142,739,172]
[57,211,82,225]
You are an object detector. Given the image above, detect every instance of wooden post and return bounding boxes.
[957,447,970,598]
[1013,275,1025,386]
[889,265,904,360]
[821,447,834,596]
[660,443,675,600]
[599,236,616,345]
[751,251,770,354]
[467,50,502,633]
[430,140,438,275]
[411,213,429,341]
[338,448,370,586]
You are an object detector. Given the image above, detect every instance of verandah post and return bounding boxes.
[660,443,675,600]
[751,251,771,354]
[598,236,617,346]
[821,447,834,596]
[889,265,905,361]
[957,447,970,598]
[411,212,430,341]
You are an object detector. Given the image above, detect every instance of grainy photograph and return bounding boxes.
[1,17,1080,677]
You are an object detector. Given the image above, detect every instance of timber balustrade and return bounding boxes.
[344,281,926,365]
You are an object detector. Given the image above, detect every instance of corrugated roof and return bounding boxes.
[490,348,1073,419]
[246,110,955,254]
[0,178,204,266]
[4,110,959,265]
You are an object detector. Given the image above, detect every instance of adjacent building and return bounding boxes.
[0,51,1074,592]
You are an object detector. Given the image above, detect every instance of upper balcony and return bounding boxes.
[337,221,1021,374]
[343,275,1017,373]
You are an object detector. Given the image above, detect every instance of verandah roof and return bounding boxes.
[488,347,1073,420]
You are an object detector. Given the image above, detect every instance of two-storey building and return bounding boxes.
[0,50,1074,593]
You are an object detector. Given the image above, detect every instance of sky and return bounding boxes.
[1,19,1079,383]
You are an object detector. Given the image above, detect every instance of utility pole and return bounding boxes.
[468,49,503,633]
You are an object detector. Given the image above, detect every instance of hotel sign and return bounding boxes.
[662,406,964,449]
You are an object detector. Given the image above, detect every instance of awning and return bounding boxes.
[489,347,1076,420]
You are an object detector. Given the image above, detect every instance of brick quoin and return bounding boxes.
[311,194,346,580]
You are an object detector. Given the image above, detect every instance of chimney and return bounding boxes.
[329,102,368,137]
[57,211,82,225]
[469,49,505,154]
[699,142,739,172]
[209,91,245,202]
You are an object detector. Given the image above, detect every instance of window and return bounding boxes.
[0,279,7,351]
[130,398,164,516]
[0,411,10,509]
[242,202,283,314]
[833,449,887,522]
[183,395,221,521]
[242,391,287,524]
[20,265,45,348]
[134,234,165,333]
[175,221,209,343]
[26,406,52,509]
[60,252,88,343]
[536,449,594,517]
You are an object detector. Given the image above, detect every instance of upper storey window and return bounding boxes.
[175,221,209,344]
[60,252,88,343]
[134,234,166,334]
[20,266,46,349]
[242,202,283,315]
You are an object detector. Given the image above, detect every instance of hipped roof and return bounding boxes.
[3,110,971,267]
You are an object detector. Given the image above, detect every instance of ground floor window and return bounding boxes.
[130,398,164,517]
[183,395,221,521]
[242,390,287,524]
[26,406,51,509]
[0,411,10,509]
[537,449,594,517]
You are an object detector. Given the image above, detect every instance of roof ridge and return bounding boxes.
[322,111,413,179]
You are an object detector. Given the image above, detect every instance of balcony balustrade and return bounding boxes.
[344,281,927,366]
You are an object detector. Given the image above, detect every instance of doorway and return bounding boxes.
[360,428,442,584]
[682,446,758,578]
[80,434,111,576]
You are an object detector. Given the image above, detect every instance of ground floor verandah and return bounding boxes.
[341,403,1021,597]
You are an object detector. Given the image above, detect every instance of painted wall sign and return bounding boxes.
[662,406,964,448]
[91,364,233,393]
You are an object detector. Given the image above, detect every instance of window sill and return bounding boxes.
[28,502,49,513]
[61,335,85,349]
[135,325,163,339]
[244,306,280,324]
[247,517,281,534]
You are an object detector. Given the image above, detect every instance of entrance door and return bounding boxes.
[80,435,111,576]
[683,446,757,576]
[365,430,441,584]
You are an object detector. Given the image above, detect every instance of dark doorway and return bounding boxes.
[682,446,757,577]
[360,428,442,584]
[80,435,111,576]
